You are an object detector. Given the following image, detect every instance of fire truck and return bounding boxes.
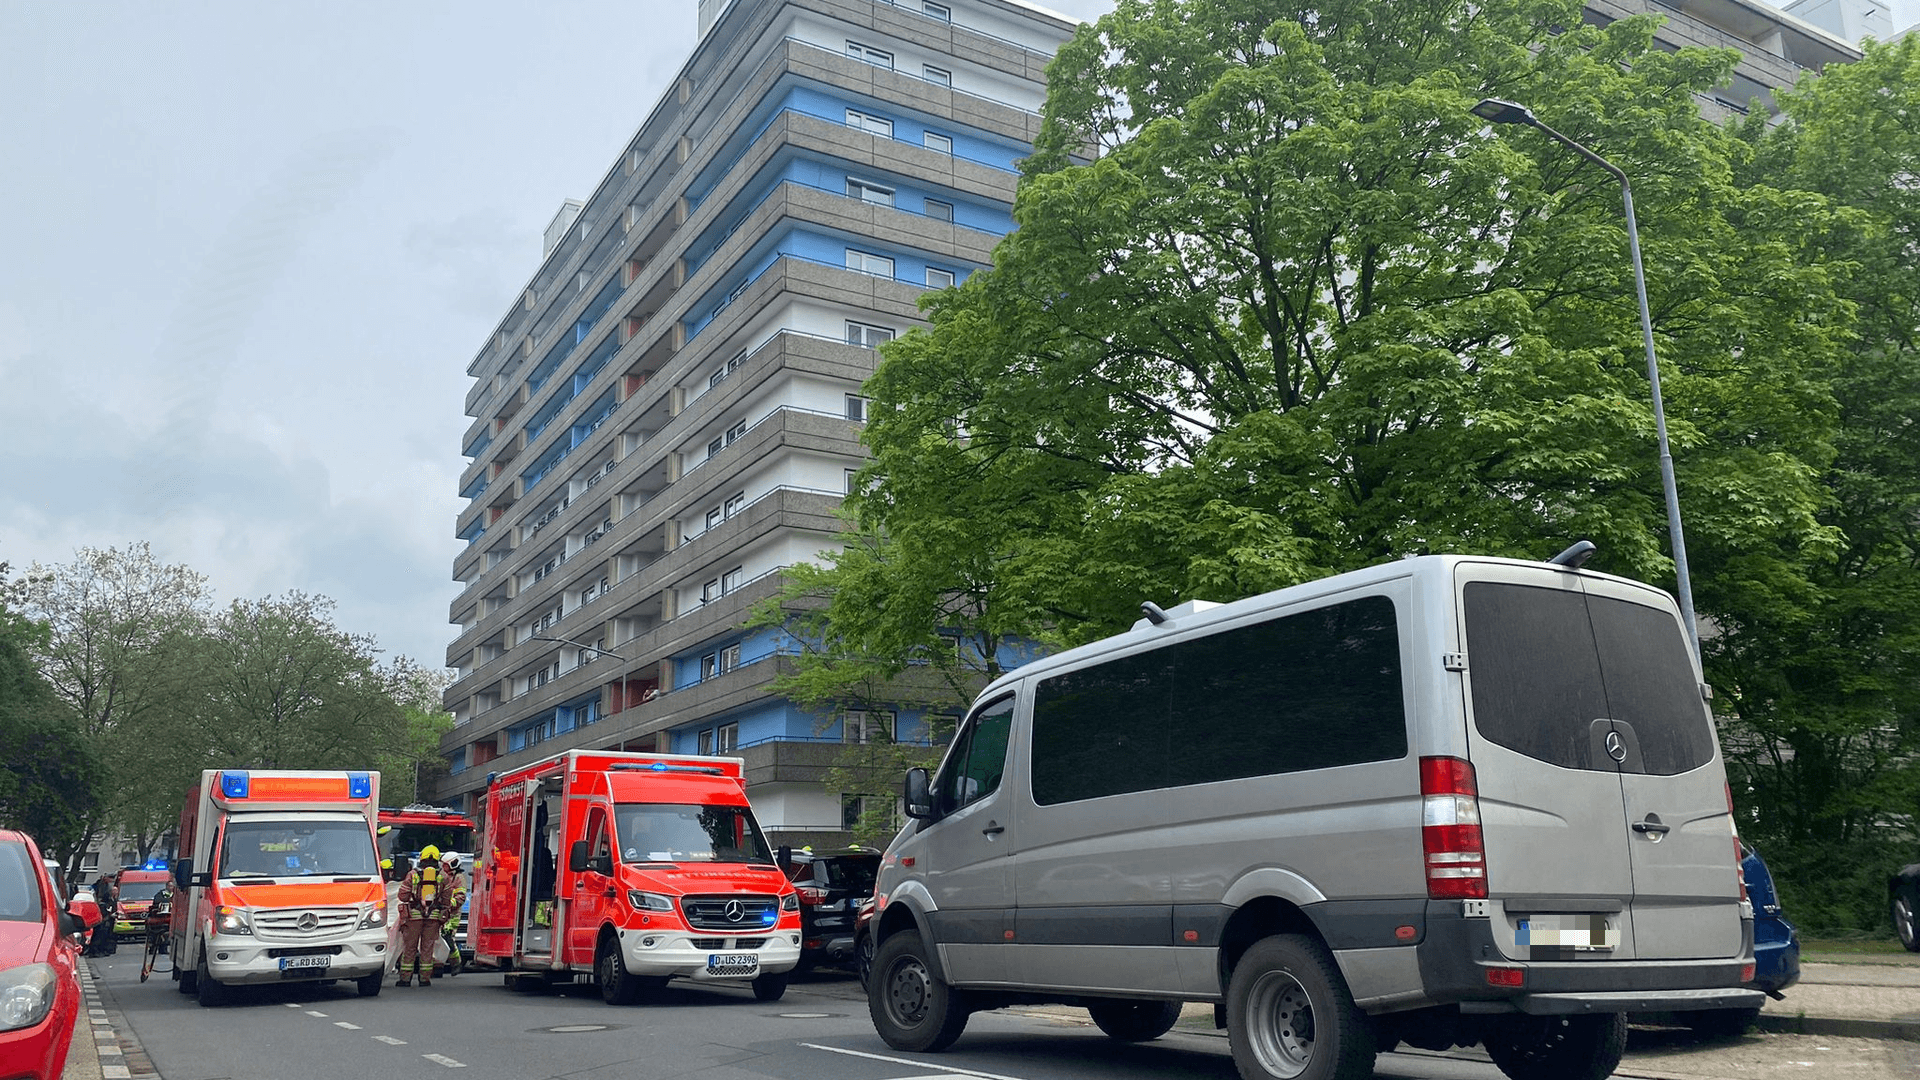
[170,770,388,1005]
[377,804,477,965]
[474,750,800,1003]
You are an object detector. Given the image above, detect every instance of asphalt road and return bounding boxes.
[83,955,1920,1080]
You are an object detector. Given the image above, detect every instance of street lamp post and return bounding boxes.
[1471,97,1702,661]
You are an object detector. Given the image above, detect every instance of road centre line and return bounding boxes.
[422,1053,466,1068]
[373,1035,407,1045]
[305,1010,327,1017]
[335,1021,361,1030]
[799,1043,1032,1080]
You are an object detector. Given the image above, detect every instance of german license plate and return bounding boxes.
[278,954,332,971]
[1518,915,1613,954]
[706,952,758,977]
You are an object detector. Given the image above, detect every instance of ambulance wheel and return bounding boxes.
[752,971,788,1002]
[176,962,197,994]
[598,939,641,1006]
[195,950,230,1007]
[356,971,383,997]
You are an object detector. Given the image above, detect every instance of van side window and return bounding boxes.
[1032,595,1406,805]
[936,695,1014,815]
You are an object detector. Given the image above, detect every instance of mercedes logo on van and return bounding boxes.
[297,912,319,932]
[1605,731,1627,763]
[724,900,746,923]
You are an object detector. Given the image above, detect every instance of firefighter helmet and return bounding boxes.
[419,845,441,862]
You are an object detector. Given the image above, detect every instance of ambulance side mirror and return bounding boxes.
[172,859,192,887]
[568,840,591,874]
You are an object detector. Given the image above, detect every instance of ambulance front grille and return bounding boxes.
[253,907,360,940]
[681,895,780,931]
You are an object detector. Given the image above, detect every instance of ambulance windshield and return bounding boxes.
[218,819,379,878]
[614,804,774,866]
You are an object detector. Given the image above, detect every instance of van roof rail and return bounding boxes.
[1548,540,1596,568]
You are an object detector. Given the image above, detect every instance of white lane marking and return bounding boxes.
[335,1021,362,1030]
[422,1053,466,1068]
[284,1002,304,1008]
[799,1043,1031,1080]
[304,1010,328,1017]
[373,1036,407,1045]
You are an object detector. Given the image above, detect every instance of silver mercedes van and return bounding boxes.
[865,549,1761,1080]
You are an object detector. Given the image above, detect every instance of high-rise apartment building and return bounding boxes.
[437,0,1077,843]
[1588,0,1859,119]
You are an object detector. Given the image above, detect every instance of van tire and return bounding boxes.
[1088,999,1182,1042]
[176,958,198,995]
[751,971,788,1002]
[1484,1013,1627,1080]
[356,971,383,997]
[597,940,641,1005]
[195,950,229,1007]
[1227,934,1374,1080]
[870,929,969,1053]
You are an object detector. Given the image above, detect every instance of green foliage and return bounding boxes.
[0,566,100,855]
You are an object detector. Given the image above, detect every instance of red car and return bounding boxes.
[0,831,98,1080]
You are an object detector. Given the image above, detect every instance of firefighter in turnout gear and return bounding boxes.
[396,845,455,986]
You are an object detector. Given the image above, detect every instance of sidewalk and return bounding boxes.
[1756,958,1920,1040]
[64,961,103,1080]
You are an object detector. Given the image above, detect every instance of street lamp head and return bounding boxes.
[1470,98,1536,127]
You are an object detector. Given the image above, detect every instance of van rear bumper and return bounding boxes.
[1418,904,1755,1012]
[1460,987,1768,1015]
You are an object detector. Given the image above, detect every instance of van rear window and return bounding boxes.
[1463,582,1714,775]
[1032,595,1407,805]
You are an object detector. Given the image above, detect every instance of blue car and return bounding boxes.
[1744,841,1801,999]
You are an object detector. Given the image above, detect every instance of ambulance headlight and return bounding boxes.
[359,902,387,930]
[782,892,800,912]
[213,906,253,936]
[626,890,673,913]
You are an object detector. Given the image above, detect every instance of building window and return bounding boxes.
[845,395,869,421]
[845,468,861,494]
[922,64,951,86]
[726,419,747,443]
[924,198,953,223]
[926,267,955,289]
[847,41,894,68]
[724,491,746,517]
[922,2,951,21]
[846,109,893,137]
[846,321,896,349]
[847,178,894,206]
[701,653,718,679]
[720,643,742,671]
[706,506,724,531]
[708,435,724,459]
[717,722,739,752]
[80,852,100,873]
[722,566,744,593]
[844,709,896,744]
[698,729,714,755]
[845,249,894,278]
[923,131,952,154]
[702,578,721,603]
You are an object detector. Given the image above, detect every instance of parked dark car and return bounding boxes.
[1892,857,1920,952]
[1642,840,1800,1037]
[777,846,879,974]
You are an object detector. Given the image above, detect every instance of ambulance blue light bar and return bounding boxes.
[220,772,250,799]
[609,763,725,776]
[347,772,372,799]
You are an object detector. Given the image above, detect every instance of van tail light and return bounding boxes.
[796,886,828,906]
[1421,756,1487,900]
[1726,784,1748,904]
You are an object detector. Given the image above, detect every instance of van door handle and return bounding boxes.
[981,822,1005,836]
[1632,820,1671,835]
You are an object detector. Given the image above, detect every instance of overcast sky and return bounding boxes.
[0,0,1901,672]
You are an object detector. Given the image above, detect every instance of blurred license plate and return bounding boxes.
[1518,915,1613,953]
[706,952,758,976]
[279,955,332,971]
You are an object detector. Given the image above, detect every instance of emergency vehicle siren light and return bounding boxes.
[609,763,725,776]
[219,772,250,799]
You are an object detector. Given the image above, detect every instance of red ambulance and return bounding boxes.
[474,750,800,1003]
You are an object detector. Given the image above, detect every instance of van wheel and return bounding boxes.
[356,970,383,997]
[869,930,969,1053]
[1484,1013,1627,1080]
[597,940,641,1005]
[1893,891,1920,952]
[176,959,198,995]
[1227,934,1373,1080]
[751,971,788,1002]
[1684,1006,1759,1039]
[195,950,230,1007]
[1089,999,1182,1042]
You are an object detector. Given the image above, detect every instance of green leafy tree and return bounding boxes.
[1720,36,1920,929]
[14,544,210,871]
[0,565,100,856]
